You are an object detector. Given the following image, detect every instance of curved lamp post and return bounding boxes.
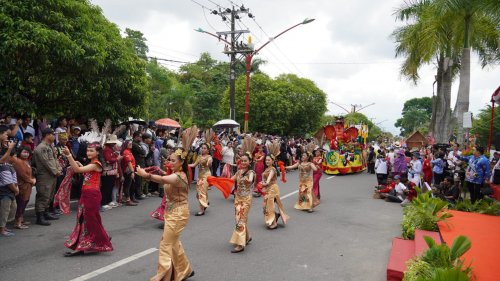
[196,18,315,132]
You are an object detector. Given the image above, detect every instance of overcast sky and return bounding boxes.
[91,0,499,135]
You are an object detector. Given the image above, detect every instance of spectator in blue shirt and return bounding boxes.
[431,152,445,186]
[458,146,491,203]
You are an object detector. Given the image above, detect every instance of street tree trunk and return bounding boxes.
[432,56,453,143]
[454,47,471,145]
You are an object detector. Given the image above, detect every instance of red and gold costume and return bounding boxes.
[229,169,255,247]
[262,167,289,226]
[294,162,316,210]
[195,155,212,208]
[65,161,113,252]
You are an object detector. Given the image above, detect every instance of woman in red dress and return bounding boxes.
[253,145,265,196]
[422,153,433,185]
[312,149,323,206]
[62,143,113,257]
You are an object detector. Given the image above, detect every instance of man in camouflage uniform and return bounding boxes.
[33,128,61,226]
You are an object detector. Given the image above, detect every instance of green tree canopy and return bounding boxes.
[178,52,229,128]
[471,104,500,147]
[224,73,327,135]
[125,28,149,60]
[395,97,433,136]
[0,0,148,120]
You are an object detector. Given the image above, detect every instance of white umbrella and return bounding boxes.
[213,119,240,129]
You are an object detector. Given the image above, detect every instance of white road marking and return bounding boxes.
[281,174,335,199]
[68,248,158,281]
[281,190,299,199]
[25,200,78,211]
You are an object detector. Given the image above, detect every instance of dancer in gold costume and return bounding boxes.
[261,155,289,229]
[286,151,318,213]
[137,126,198,281]
[188,143,211,216]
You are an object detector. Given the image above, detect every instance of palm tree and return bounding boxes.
[434,0,500,144]
[392,0,499,143]
[392,0,461,142]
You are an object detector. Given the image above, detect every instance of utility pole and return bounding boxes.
[218,6,251,121]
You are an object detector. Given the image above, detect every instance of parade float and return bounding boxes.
[318,117,368,175]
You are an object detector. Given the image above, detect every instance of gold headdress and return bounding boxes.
[241,135,257,160]
[267,139,280,160]
[177,125,199,160]
[204,129,215,148]
[306,140,317,156]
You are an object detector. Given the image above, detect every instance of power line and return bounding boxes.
[250,18,305,76]
[190,0,212,10]
[237,18,294,74]
[147,44,199,59]
[148,57,189,64]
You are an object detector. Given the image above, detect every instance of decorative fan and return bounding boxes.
[323,125,336,140]
[344,127,359,142]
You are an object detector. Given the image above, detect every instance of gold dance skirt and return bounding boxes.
[229,195,252,247]
[150,205,192,281]
[263,183,289,226]
[196,170,210,208]
[294,177,314,210]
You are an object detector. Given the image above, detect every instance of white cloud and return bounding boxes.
[91,0,500,135]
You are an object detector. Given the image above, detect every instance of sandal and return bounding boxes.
[246,237,252,245]
[64,251,84,257]
[231,246,245,253]
[14,224,29,230]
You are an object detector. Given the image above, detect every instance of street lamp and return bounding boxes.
[240,18,315,132]
[196,18,315,133]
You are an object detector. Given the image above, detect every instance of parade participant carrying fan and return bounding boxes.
[228,136,256,253]
[285,142,319,213]
[260,140,289,229]
[188,129,213,216]
[136,126,198,281]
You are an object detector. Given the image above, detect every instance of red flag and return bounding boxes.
[207,176,234,199]
[278,161,287,183]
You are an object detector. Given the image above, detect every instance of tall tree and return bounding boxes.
[178,53,227,128]
[393,0,460,143]
[434,0,500,144]
[124,28,149,60]
[0,0,148,119]
[395,97,433,136]
[392,0,499,143]
[223,73,327,135]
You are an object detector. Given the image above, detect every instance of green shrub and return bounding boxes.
[451,198,500,216]
[401,192,452,239]
[404,235,472,281]
[403,257,432,281]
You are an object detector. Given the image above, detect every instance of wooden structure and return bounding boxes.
[405,131,427,149]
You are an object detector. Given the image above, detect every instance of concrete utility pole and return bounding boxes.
[218,6,252,121]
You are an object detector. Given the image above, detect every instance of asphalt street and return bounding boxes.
[0,170,402,281]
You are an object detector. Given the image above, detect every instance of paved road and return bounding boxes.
[0,171,402,281]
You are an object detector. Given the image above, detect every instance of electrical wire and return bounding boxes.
[148,44,199,59]
[238,18,294,74]
[251,18,305,76]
